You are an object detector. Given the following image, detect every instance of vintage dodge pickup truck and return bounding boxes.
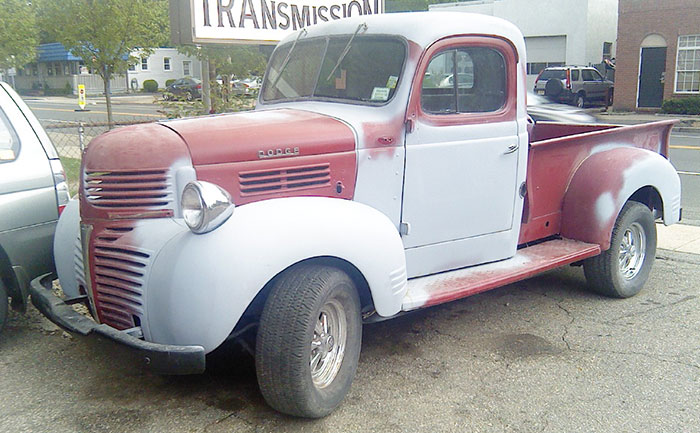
[31,12,681,417]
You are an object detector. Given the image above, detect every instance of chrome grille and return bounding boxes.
[84,170,173,209]
[239,163,331,196]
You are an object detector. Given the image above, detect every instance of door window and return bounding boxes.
[582,69,597,81]
[0,108,20,162]
[570,69,580,81]
[421,47,506,114]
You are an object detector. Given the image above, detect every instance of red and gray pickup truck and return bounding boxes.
[32,12,681,418]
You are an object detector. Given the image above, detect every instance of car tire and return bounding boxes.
[575,93,585,108]
[0,280,8,334]
[544,79,563,99]
[583,201,657,298]
[185,92,193,101]
[255,264,362,418]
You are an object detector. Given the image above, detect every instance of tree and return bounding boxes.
[178,45,267,114]
[39,0,169,126]
[0,0,39,72]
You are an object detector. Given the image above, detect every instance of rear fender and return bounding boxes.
[147,197,407,353]
[561,147,681,250]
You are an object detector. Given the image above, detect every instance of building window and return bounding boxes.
[183,60,191,76]
[128,64,136,71]
[164,57,171,71]
[526,61,564,75]
[676,35,700,93]
[141,57,148,71]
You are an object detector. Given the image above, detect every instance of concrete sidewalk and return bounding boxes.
[658,222,700,254]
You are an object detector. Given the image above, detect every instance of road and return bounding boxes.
[25,96,164,125]
[1,248,698,433]
[669,134,700,225]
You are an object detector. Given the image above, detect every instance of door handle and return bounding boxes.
[504,144,519,154]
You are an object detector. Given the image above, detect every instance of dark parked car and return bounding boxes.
[0,81,70,333]
[163,78,202,101]
[534,66,613,108]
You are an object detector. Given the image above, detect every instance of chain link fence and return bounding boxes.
[45,117,161,194]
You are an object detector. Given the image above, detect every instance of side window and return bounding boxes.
[422,46,506,114]
[0,108,20,162]
[591,69,603,80]
[581,69,596,81]
[570,69,580,81]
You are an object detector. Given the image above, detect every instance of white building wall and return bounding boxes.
[127,48,202,90]
[430,0,617,89]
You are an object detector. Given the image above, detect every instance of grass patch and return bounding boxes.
[60,156,81,196]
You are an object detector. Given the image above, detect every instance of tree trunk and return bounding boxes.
[103,66,114,129]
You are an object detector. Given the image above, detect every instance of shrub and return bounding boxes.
[143,79,158,93]
[661,96,700,115]
[165,79,176,87]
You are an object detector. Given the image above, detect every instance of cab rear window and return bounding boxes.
[0,108,19,162]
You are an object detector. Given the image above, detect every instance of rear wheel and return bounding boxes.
[0,280,8,334]
[575,93,586,108]
[584,201,657,298]
[255,264,362,418]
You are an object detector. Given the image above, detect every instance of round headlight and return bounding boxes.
[182,184,204,230]
[180,181,234,234]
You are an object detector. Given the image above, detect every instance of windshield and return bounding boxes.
[262,35,407,105]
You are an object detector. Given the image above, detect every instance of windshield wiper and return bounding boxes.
[270,28,308,90]
[325,23,368,81]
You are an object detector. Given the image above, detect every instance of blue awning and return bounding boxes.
[37,43,82,62]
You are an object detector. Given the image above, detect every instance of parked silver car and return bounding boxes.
[534,66,614,108]
[0,81,70,333]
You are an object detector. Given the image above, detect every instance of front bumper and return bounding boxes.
[30,273,206,375]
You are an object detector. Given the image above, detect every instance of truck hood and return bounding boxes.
[161,108,356,166]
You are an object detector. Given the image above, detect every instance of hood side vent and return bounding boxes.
[239,163,331,196]
[84,169,173,210]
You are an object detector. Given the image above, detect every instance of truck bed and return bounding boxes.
[518,120,676,245]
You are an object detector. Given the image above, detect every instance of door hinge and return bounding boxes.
[400,222,411,236]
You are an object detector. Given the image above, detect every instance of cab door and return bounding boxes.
[401,36,524,277]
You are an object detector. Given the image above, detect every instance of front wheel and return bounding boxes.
[583,201,657,298]
[255,264,362,418]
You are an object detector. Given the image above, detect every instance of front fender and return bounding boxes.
[561,147,681,250]
[147,197,407,353]
[53,199,82,299]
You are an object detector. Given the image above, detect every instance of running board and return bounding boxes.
[401,238,601,311]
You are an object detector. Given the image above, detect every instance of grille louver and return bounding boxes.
[92,226,146,330]
[239,163,331,196]
[84,170,172,210]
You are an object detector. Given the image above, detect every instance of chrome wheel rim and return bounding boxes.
[310,298,347,389]
[619,222,646,280]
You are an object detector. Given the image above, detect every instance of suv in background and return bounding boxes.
[534,66,614,108]
[0,81,70,333]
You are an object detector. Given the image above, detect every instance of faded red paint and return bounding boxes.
[406,35,518,127]
[518,120,676,245]
[196,151,357,205]
[81,123,190,221]
[162,109,356,165]
[560,148,650,250]
[422,239,600,308]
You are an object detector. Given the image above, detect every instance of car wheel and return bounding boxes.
[583,201,657,298]
[575,93,585,108]
[162,93,170,101]
[0,280,8,334]
[185,92,193,101]
[256,264,362,418]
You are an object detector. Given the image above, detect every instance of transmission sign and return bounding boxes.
[170,0,384,45]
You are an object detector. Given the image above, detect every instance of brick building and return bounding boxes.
[614,0,700,111]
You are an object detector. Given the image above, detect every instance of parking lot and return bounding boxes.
[1,246,698,433]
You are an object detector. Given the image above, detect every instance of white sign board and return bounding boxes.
[171,0,384,45]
